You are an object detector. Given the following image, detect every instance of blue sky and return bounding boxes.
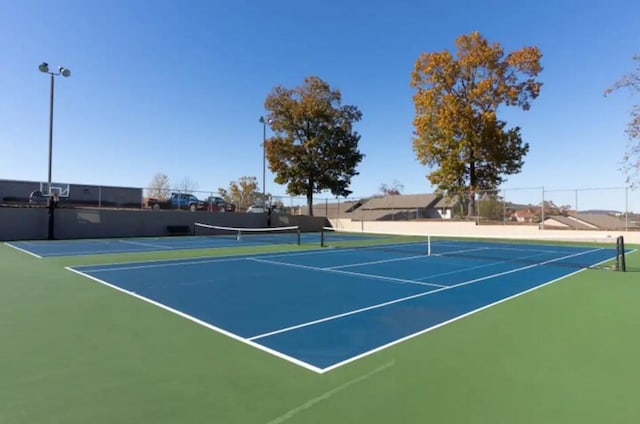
[1,0,639,210]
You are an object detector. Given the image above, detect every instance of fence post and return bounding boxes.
[540,187,545,230]
[625,186,629,231]
[503,188,506,224]
[98,186,102,208]
[575,189,579,230]
[390,195,395,221]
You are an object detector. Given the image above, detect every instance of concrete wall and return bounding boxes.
[54,209,269,239]
[4,206,633,244]
[0,207,328,241]
[331,218,640,244]
[0,208,48,240]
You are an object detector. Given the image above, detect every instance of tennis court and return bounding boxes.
[2,228,639,423]
[64,233,622,372]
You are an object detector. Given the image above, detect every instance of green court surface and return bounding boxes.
[1,242,639,424]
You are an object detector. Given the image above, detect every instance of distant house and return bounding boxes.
[543,213,635,230]
[432,196,460,219]
[511,208,541,223]
[296,199,365,218]
[295,193,461,220]
[357,193,461,221]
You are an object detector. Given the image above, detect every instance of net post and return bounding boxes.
[296,228,301,245]
[616,236,620,271]
[427,235,431,256]
[321,227,325,247]
[237,230,242,241]
[617,236,626,272]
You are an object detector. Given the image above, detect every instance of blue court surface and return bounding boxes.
[67,239,617,373]
[6,232,332,257]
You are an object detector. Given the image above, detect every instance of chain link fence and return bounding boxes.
[284,187,638,231]
[3,179,637,230]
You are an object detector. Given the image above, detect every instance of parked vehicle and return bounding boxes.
[205,196,236,212]
[246,203,286,214]
[247,205,267,213]
[147,193,205,211]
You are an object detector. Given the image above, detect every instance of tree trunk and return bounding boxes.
[468,161,477,217]
[306,191,314,216]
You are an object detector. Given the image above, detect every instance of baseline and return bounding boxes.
[65,266,324,373]
[3,242,43,258]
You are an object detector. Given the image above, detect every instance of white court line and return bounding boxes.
[3,242,43,258]
[431,247,490,257]
[119,239,173,249]
[248,248,603,342]
[42,248,158,257]
[73,245,348,271]
[326,254,428,269]
[82,255,259,273]
[266,360,396,424]
[44,241,241,256]
[431,244,583,258]
[434,241,585,255]
[415,250,554,282]
[65,266,324,374]
[435,241,559,252]
[247,257,447,288]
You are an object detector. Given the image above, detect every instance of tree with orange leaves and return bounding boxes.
[606,55,640,188]
[411,32,542,216]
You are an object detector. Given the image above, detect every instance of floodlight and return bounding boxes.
[59,67,71,77]
[39,62,49,73]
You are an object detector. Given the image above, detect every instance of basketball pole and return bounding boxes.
[47,72,55,240]
[39,62,71,240]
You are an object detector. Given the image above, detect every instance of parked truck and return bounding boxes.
[146,193,205,211]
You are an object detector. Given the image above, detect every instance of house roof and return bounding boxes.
[543,215,595,230]
[433,196,460,209]
[297,200,362,217]
[360,194,441,210]
[544,213,633,230]
[514,210,540,218]
[575,213,632,230]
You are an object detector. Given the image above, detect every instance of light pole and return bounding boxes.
[259,116,269,200]
[39,62,70,240]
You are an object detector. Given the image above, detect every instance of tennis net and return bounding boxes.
[320,227,627,271]
[320,227,429,255]
[194,223,301,245]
